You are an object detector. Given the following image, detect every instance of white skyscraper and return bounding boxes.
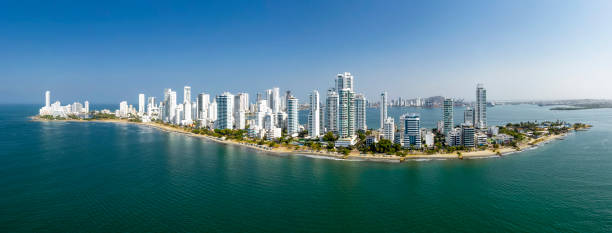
[355,94,367,131]
[197,93,210,120]
[475,84,487,129]
[183,86,192,125]
[402,114,421,149]
[119,101,128,117]
[336,72,354,91]
[84,101,89,113]
[147,97,156,116]
[235,110,246,129]
[308,90,320,138]
[163,89,177,123]
[287,97,299,137]
[45,90,50,107]
[325,89,339,134]
[271,87,280,113]
[383,117,394,141]
[208,99,217,122]
[216,92,234,129]
[380,92,388,130]
[138,93,145,114]
[338,88,355,138]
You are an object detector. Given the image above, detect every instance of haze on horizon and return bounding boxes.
[1,0,611,104]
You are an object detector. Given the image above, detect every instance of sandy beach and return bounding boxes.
[30,116,570,162]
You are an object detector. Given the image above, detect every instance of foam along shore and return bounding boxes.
[30,116,575,162]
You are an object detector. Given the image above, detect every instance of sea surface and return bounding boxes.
[1,104,612,232]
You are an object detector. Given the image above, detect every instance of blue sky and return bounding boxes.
[1,0,611,104]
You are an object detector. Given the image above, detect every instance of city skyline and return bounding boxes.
[2,1,612,103]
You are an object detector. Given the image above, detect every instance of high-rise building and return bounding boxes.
[287,97,299,137]
[475,84,487,129]
[319,103,325,134]
[119,101,128,117]
[380,92,388,129]
[325,89,339,134]
[464,107,474,126]
[402,114,421,149]
[267,87,281,113]
[383,117,394,141]
[45,90,50,107]
[338,88,355,138]
[216,92,234,129]
[138,93,145,114]
[147,97,156,116]
[284,90,292,112]
[336,72,354,91]
[234,93,249,114]
[462,124,475,148]
[235,110,246,129]
[163,89,177,123]
[84,101,89,113]
[443,98,454,136]
[208,99,217,122]
[183,86,192,124]
[197,93,210,120]
[308,90,320,138]
[355,94,367,131]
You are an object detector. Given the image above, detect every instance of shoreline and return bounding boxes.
[30,116,572,162]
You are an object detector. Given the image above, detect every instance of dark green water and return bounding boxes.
[1,104,611,232]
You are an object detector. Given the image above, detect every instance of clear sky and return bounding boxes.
[1,0,611,104]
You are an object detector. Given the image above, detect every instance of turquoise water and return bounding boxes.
[1,104,612,232]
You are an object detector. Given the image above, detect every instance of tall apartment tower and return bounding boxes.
[215,92,234,129]
[475,84,487,129]
[402,114,421,149]
[464,107,474,126]
[308,90,320,138]
[287,97,299,137]
[138,93,145,114]
[183,86,192,124]
[338,88,355,138]
[325,89,339,134]
[383,117,394,141]
[197,93,210,120]
[443,98,454,144]
[336,72,354,91]
[380,92,388,130]
[45,90,50,107]
[355,94,367,132]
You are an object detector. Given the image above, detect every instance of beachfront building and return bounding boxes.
[338,88,355,138]
[461,124,476,148]
[475,84,487,129]
[443,98,454,145]
[287,97,299,137]
[197,93,210,122]
[216,92,234,130]
[464,107,474,126]
[138,93,145,115]
[163,89,177,123]
[380,91,388,130]
[325,89,339,134]
[308,90,320,138]
[183,86,192,125]
[402,114,421,149]
[355,94,367,132]
[382,117,394,141]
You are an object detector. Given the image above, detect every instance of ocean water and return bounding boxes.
[1,104,612,232]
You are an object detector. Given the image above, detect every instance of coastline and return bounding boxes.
[30,116,571,162]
